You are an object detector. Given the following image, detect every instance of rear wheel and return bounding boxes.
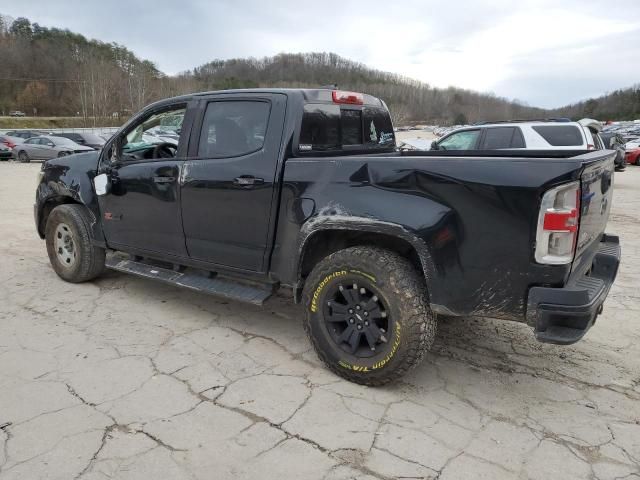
[303,246,437,385]
[18,150,30,163]
[45,204,105,283]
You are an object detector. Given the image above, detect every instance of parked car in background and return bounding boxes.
[0,143,12,160]
[429,119,603,151]
[15,135,94,162]
[0,135,23,150]
[600,131,627,171]
[9,110,26,117]
[625,147,640,166]
[52,132,106,150]
[625,138,640,150]
[5,130,52,140]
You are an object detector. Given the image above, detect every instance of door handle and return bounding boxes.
[153,176,176,184]
[233,175,264,187]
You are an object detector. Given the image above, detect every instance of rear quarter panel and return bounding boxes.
[273,154,596,320]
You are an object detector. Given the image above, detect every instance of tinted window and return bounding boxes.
[364,107,395,146]
[438,130,480,150]
[482,127,517,149]
[512,128,525,148]
[532,125,583,146]
[198,101,270,157]
[341,109,363,145]
[300,104,340,150]
[300,104,395,151]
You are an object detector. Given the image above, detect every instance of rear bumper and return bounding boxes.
[526,234,620,345]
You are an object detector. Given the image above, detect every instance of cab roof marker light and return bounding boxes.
[332,90,364,105]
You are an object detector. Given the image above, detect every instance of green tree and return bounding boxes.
[9,17,32,37]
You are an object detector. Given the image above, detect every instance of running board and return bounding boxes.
[105,257,273,305]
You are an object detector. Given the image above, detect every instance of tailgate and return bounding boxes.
[572,151,615,275]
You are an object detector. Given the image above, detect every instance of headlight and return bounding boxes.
[36,170,44,186]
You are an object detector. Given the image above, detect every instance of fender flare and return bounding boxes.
[295,215,437,298]
[35,173,105,246]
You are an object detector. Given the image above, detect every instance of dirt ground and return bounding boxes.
[0,161,638,480]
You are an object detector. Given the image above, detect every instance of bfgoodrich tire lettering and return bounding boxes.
[45,204,105,283]
[303,246,437,385]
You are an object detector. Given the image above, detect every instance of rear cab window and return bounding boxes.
[532,125,583,146]
[299,101,395,153]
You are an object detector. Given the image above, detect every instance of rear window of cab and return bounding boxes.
[299,104,395,152]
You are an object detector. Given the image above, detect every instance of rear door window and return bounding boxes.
[481,127,526,149]
[532,125,583,146]
[482,127,511,149]
[198,101,270,157]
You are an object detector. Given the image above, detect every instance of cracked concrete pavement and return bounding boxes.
[1,162,639,480]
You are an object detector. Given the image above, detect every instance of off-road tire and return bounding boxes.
[18,150,30,163]
[303,246,436,386]
[45,204,105,283]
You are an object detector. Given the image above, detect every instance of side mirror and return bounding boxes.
[431,140,439,150]
[94,173,111,196]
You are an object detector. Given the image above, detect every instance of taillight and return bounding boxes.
[332,90,364,105]
[535,181,581,265]
[2,140,14,148]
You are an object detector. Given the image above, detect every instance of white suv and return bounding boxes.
[431,119,604,151]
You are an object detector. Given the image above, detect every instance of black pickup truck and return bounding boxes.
[35,88,621,385]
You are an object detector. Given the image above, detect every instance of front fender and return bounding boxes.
[35,151,105,245]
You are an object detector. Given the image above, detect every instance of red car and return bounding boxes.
[625,148,640,166]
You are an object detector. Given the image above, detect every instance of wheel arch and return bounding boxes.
[295,222,437,302]
[36,195,82,239]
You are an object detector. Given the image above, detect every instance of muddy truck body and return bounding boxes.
[35,88,620,384]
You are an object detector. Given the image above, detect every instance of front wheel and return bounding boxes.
[45,204,105,283]
[303,246,437,385]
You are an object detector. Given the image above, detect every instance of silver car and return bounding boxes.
[15,136,94,163]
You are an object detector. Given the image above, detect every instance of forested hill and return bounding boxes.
[183,53,547,124]
[548,87,640,122]
[0,15,546,124]
[0,14,637,125]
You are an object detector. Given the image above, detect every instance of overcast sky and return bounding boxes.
[5,0,640,108]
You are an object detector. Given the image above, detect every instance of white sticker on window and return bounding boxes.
[299,144,312,151]
[369,121,378,142]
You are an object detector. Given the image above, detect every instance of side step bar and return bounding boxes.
[105,256,273,305]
